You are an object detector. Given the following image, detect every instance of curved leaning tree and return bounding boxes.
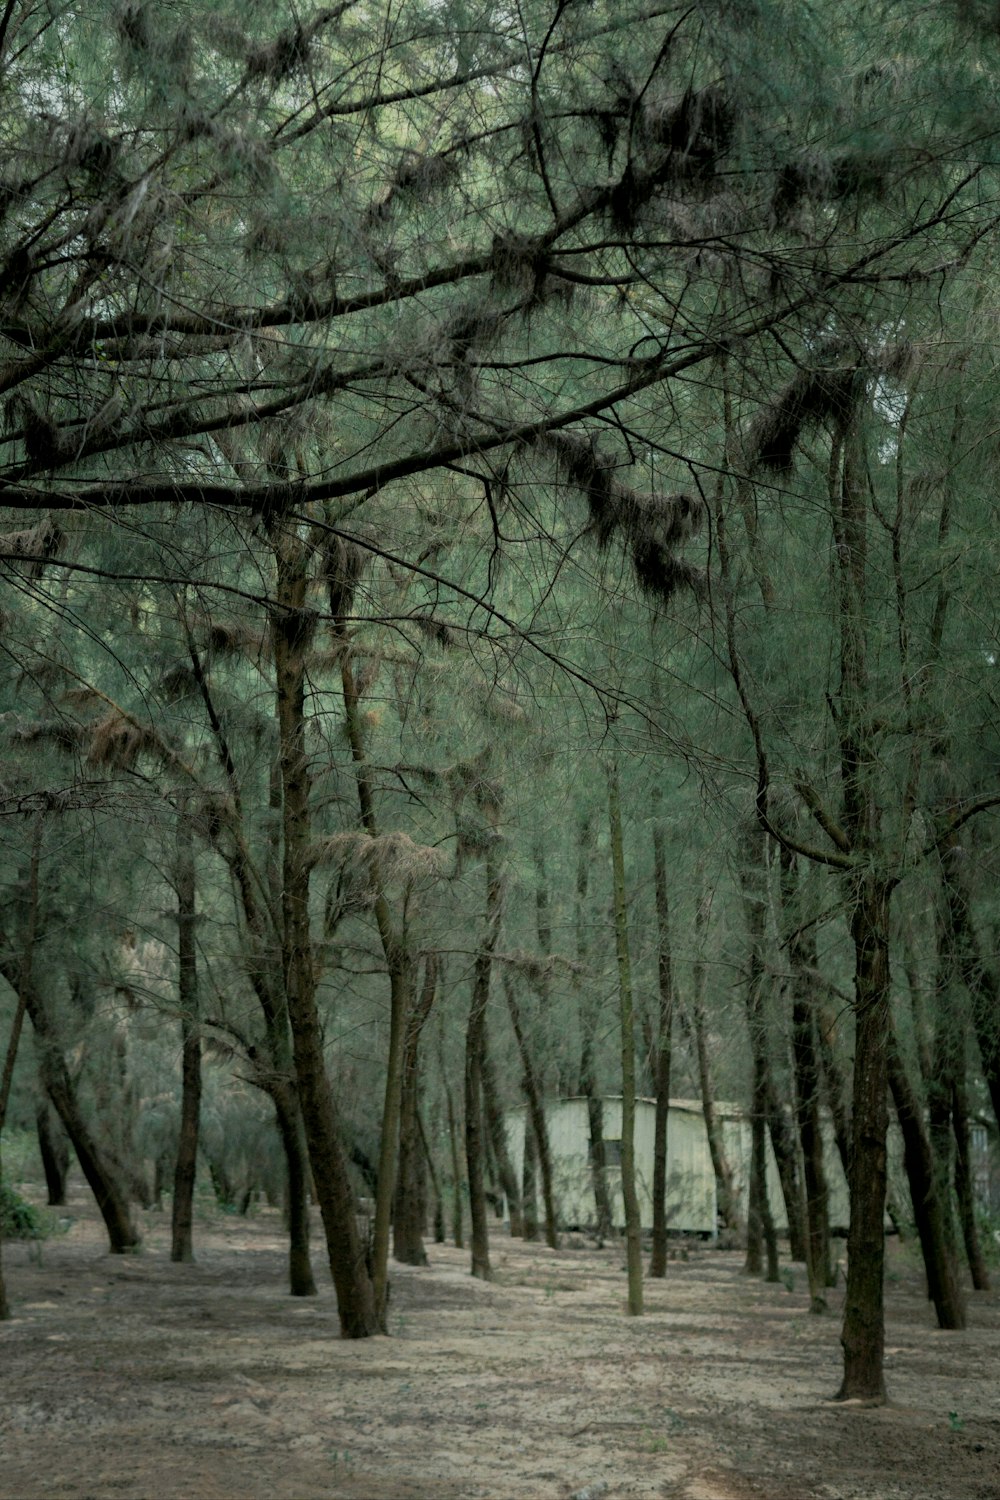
[0,0,998,1382]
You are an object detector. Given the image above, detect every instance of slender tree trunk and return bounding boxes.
[271,1085,318,1296]
[417,1108,446,1244]
[649,790,674,1278]
[504,975,558,1248]
[521,1115,540,1240]
[607,759,643,1315]
[171,808,201,1264]
[739,829,779,1282]
[837,876,892,1402]
[575,814,613,1238]
[687,879,740,1233]
[35,1095,70,1206]
[939,844,1000,1141]
[815,997,852,1184]
[465,843,502,1280]
[480,1014,523,1234]
[335,622,413,1327]
[783,852,831,1309]
[28,986,140,1252]
[271,522,376,1336]
[443,1072,464,1249]
[394,955,438,1265]
[765,1077,806,1264]
[886,1030,965,1330]
[952,1075,990,1290]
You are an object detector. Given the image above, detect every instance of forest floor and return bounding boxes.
[1,1181,998,1500]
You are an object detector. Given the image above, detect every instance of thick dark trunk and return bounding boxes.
[837,877,891,1403]
[171,809,201,1265]
[887,1032,965,1330]
[35,1094,70,1207]
[580,1051,612,1238]
[649,796,673,1278]
[271,524,376,1336]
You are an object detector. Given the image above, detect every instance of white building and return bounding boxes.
[505,1096,857,1235]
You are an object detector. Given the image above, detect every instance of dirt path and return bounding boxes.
[1,1185,998,1500]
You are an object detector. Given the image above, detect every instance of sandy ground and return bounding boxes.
[1,1183,998,1500]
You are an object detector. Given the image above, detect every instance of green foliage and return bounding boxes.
[0,1180,52,1241]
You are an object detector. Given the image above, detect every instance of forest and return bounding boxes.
[2,0,1000,1492]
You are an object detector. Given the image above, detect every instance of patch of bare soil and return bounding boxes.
[1,1182,998,1500]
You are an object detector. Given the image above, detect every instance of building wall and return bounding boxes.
[504,1097,900,1237]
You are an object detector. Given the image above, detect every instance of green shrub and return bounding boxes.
[0,1180,50,1241]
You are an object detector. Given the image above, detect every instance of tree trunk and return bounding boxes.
[271,521,376,1336]
[607,759,643,1315]
[521,1114,540,1241]
[480,1013,523,1234]
[815,997,853,1186]
[836,876,892,1402]
[394,954,438,1266]
[171,808,201,1265]
[1,833,136,1250]
[443,1072,464,1249]
[465,843,502,1280]
[886,1030,965,1330]
[687,878,740,1234]
[271,1085,318,1297]
[28,985,140,1252]
[575,813,613,1238]
[739,829,779,1282]
[649,791,674,1278]
[939,843,1000,1138]
[765,1077,806,1265]
[787,940,831,1305]
[35,1095,70,1206]
[952,1075,990,1290]
[504,975,557,1248]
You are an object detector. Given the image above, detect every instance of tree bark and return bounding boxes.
[649,790,674,1278]
[35,1095,70,1206]
[951,1074,989,1290]
[836,876,891,1402]
[394,954,438,1265]
[480,1013,523,1234]
[575,813,613,1238]
[687,878,740,1234]
[171,807,201,1264]
[505,975,558,1248]
[783,852,831,1309]
[939,844,1000,1141]
[465,842,502,1280]
[607,759,643,1315]
[886,1029,965,1330]
[271,521,376,1336]
[739,829,779,1282]
[443,1070,464,1249]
